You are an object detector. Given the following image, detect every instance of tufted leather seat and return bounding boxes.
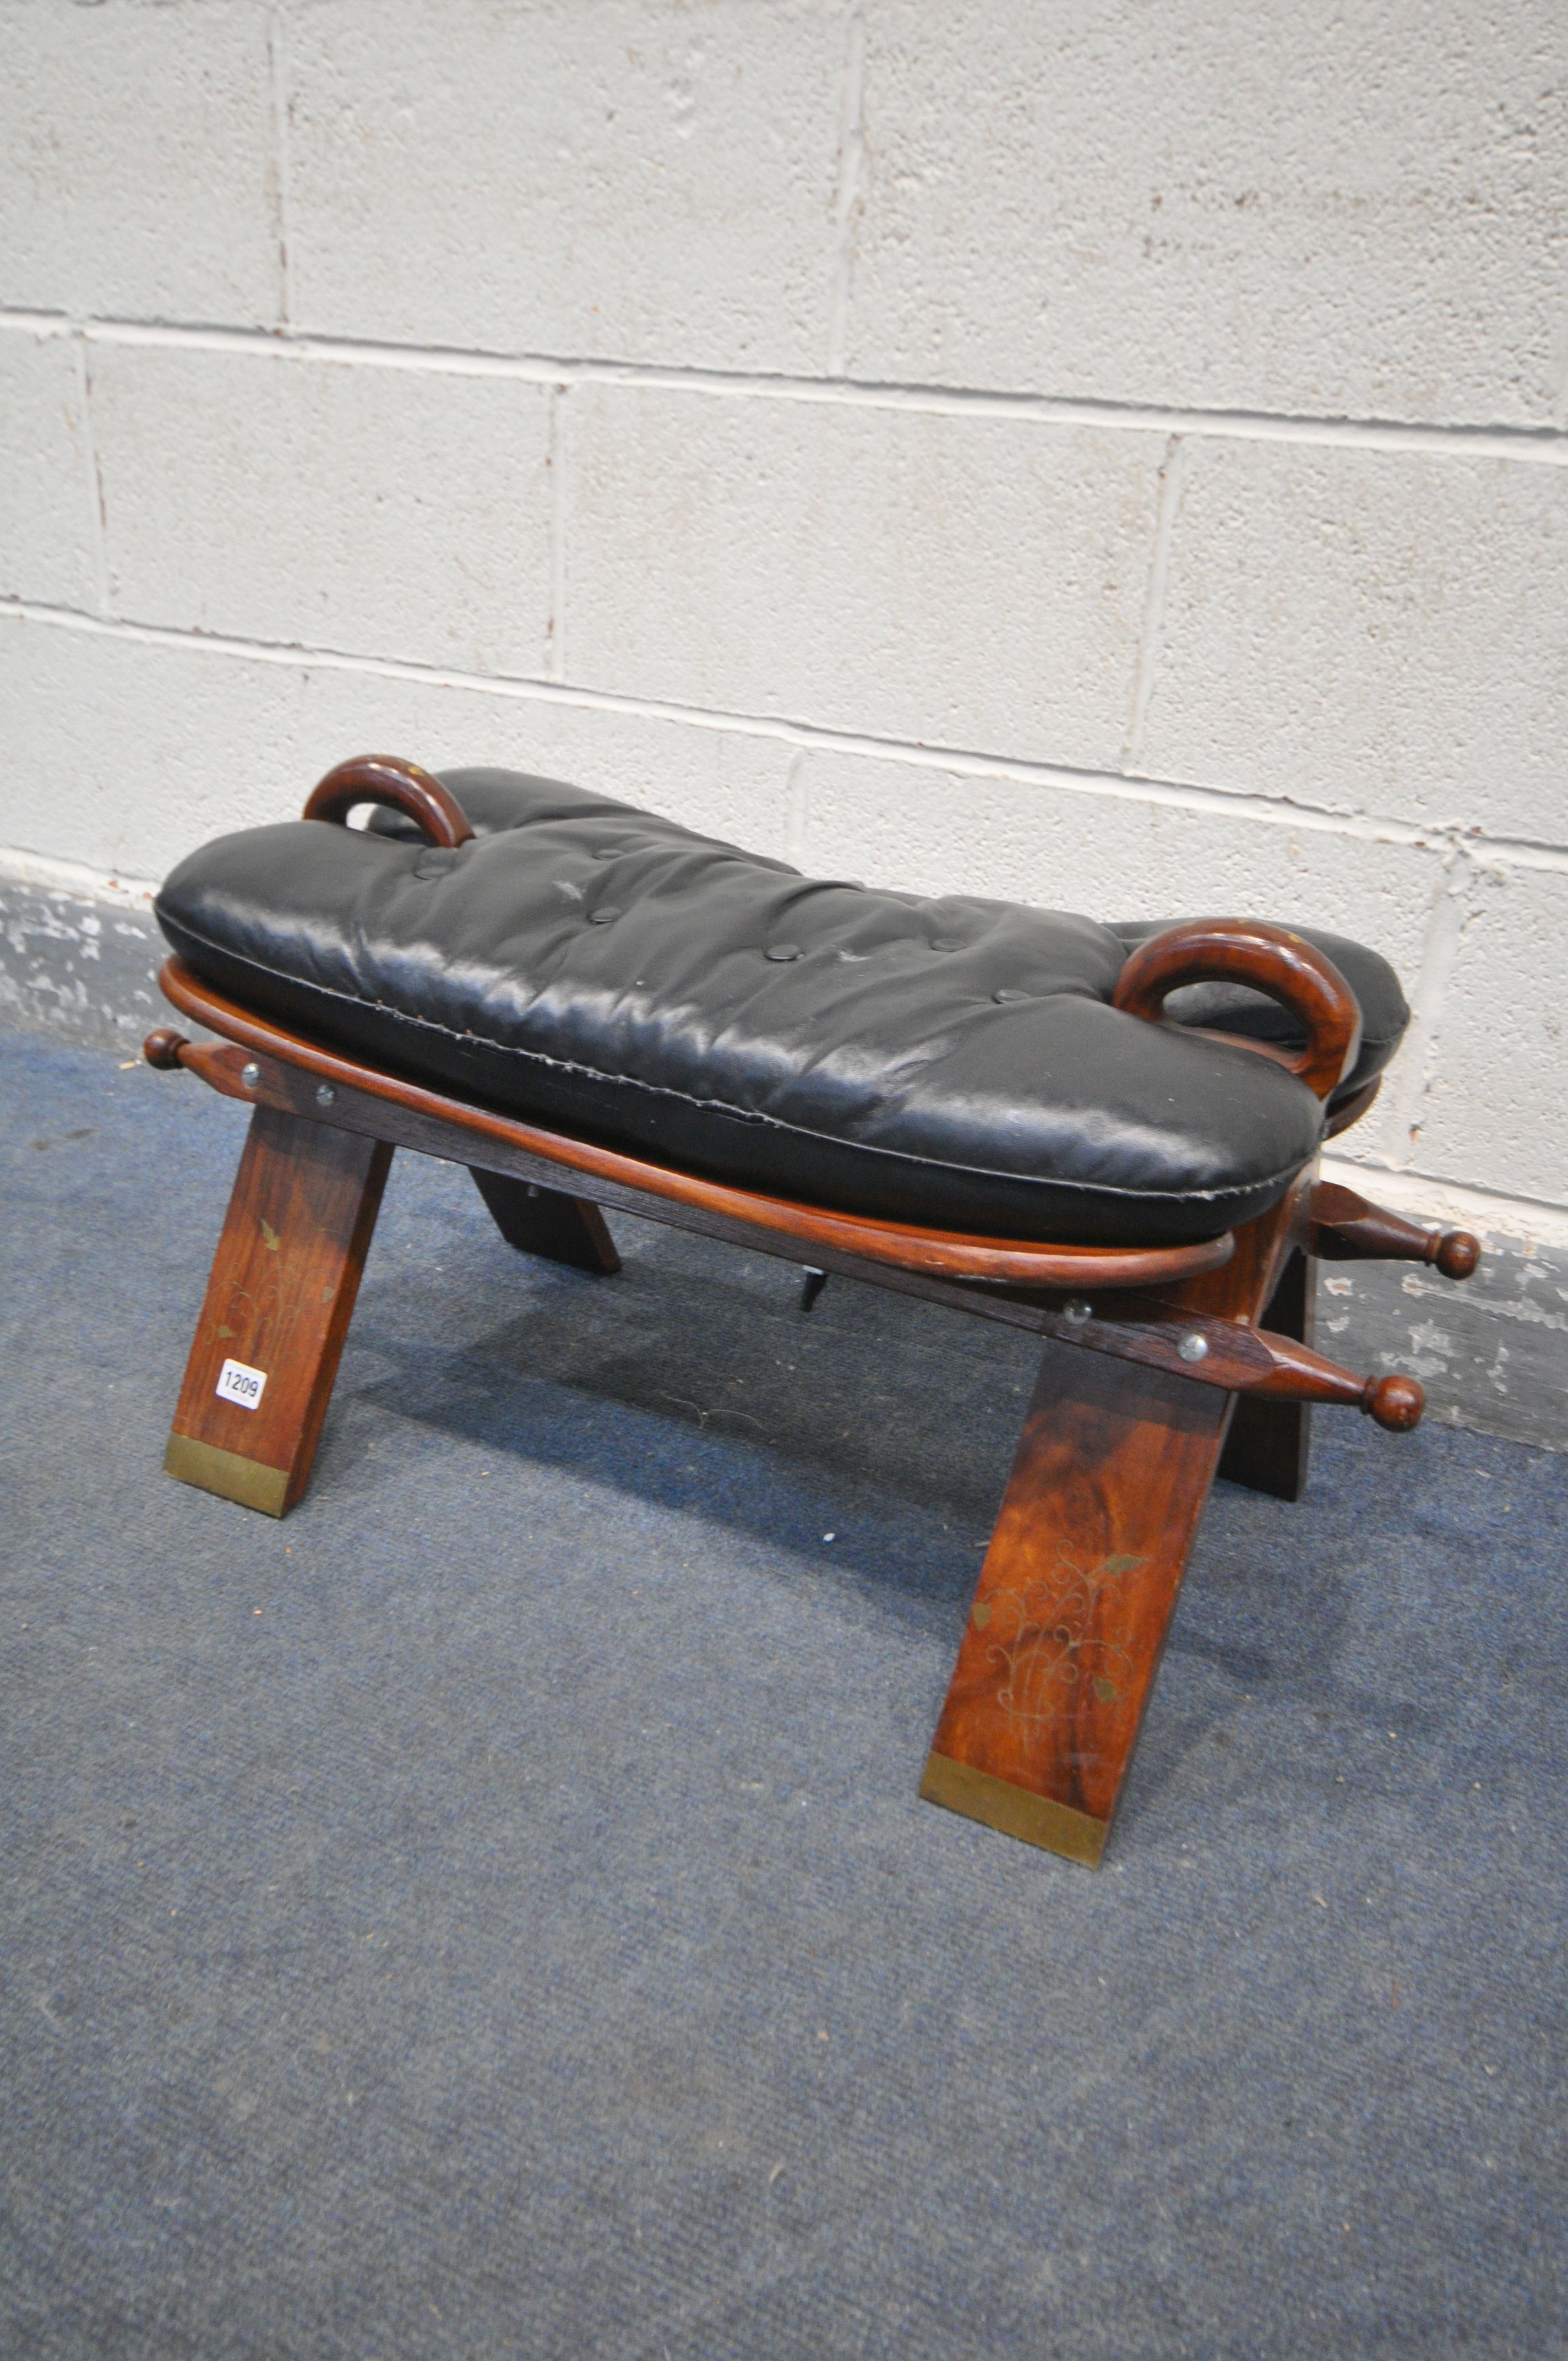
[154,767,1408,1248]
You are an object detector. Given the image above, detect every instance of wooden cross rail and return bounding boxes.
[145,998,1424,1429]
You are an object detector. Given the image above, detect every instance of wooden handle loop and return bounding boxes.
[1112,918,1362,1101]
[303,754,475,848]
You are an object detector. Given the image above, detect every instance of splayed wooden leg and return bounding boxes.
[922,1182,1308,1863]
[469,1167,621,1275]
[164,1106,391,1517]
[1217,1244,1314,1502]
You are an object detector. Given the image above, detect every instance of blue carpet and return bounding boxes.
[1,1029,1564,2360]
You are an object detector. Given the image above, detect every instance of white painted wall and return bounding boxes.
[2,0,1565,1244]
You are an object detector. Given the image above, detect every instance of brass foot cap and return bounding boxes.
[919,1751,1108,1866]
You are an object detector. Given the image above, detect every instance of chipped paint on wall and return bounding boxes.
[1311,1244,1568,1453]
[0,878,164,1050]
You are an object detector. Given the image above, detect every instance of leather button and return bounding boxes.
[930,937,965,953]
[993,987,1030,1004]
[590,906,622,924]
[592,847,620,861]
[765,943,802,962]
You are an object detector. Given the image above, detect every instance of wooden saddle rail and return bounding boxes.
[146,960,1233,1296]
[148,965,1420,1432]
[144,758,1482,1868]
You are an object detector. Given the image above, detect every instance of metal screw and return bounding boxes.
[315,1082,336,1109]
[240,1060,261,1090]
[1062,1298,1092,1326]
[1177,1331,1209,1363]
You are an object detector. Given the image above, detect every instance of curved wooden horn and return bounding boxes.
[1112,918,1362,1102]
[303,754,474,848]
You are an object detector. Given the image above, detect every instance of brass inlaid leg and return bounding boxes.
[165,1106,391,1516]
[923,1183,1308,1863]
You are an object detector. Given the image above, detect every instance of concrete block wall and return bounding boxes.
[3,0,1566,1441]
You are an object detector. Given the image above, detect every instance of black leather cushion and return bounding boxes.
[154,767,1406,1247]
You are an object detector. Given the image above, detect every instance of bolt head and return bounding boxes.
[240,1060,262,1090]
[1177,1331,1209,1363]
[315,1082,336,1108]
[1062,1298,1092,1326]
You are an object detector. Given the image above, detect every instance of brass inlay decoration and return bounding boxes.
[164,1432,290,1519]
[919,1751,1109,1867]
[981,1552,1144,1731]
[213,1270,307,1373]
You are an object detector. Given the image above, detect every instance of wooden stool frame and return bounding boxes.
[144,759,1479,1865]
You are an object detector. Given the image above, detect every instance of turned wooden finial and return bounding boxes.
[143,1027,189,1070]
[1429,1228,1480,1280]
[1313,1183,1482,1282]
[1361,1373,1424,1432]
